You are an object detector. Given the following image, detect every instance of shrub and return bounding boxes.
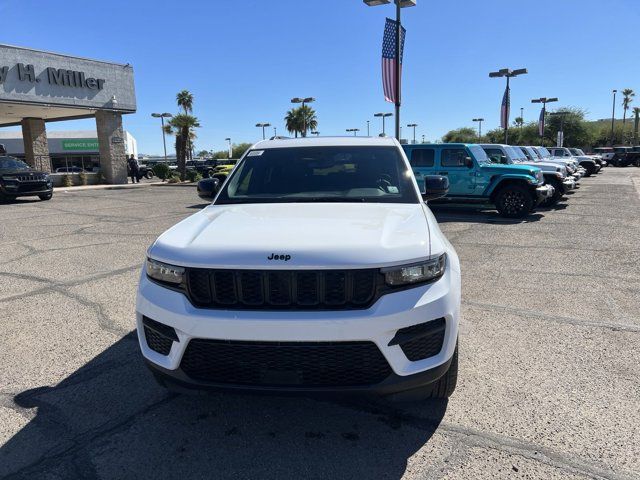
[152,163,171,181]
[62,174,73,187]
[78,172,88,186]
[166,176,180,184]
[186,170,202,182]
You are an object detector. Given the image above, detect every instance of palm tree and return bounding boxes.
[621,88,635,125]
[165,113,200,181]
[633,107,640,144]
[298,105,317,137]
[285,108,302,138]
[285,106,318,138]
[176,90,194,114]
[176,90,195,159]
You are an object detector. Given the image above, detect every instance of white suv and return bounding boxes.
[137,137,461,400]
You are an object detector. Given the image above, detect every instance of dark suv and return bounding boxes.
[0,155,53,201]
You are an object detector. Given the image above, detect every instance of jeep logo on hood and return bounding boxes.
[267,253,291,261]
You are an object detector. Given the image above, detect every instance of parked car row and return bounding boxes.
[593,146,640,167]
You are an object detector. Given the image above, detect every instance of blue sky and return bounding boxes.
[2,0,639,153]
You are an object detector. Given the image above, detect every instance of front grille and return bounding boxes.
[180,339,392,387]
[186,268,379,310]
[397,318,446,361]
[17,183,47,193]
[15,174,47,182]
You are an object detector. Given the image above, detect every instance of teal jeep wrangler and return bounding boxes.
[402,143,554,218]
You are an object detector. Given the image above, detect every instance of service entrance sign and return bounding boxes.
[62,139,99,151]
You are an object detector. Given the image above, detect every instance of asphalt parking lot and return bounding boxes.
[1,169,639,480]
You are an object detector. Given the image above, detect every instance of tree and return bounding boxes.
[285,105,318,137]
[175,90,195,159]
[544,107,593,148]
[176,90,194,114]
[621,88,634,125]
[165,113,200,181]
[442,127,479,143]
[514,117,524,128]
[633,107,640,144]
[196,150,209,158]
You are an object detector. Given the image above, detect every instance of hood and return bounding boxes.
[516,161,564,173]
[0,169,48,178]
[149,203,434,269]
[479,163,539,177]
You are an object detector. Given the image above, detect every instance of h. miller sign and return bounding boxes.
[0,63,106,90]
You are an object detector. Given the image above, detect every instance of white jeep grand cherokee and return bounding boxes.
[136,137,461,400]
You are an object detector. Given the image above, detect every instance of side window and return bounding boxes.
[483,148,504,163]
[410,148,435,167]
[441,148,469,167]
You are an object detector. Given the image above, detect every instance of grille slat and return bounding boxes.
[187,269,381,310]
[180,339,392,387]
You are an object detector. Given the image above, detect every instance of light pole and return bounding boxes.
[225,137,232,159]
[364,0,416,140]
[366,120,370,136]
[346,128,360,136]
[291,97,315,137]
[610,89,617,146]
[255,122,271,140]
[489,67,528,144]
[151,113,172,162]
[550,111,568,147]
[273,127,277,137]
[472,118,484,138]
[421,134,425,143]
[531,97,558,145]
[520,107,524,128]
[374,112,393,136]
[407,123,418,143]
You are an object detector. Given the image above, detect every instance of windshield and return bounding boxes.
[0,156,30,170]
[507,146,526,162]
[570,148,584,156]
[468,145,490,163]
[216,146,420,204]
[536,147,552,158]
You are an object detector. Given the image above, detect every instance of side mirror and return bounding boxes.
[464,156,474,168]
[211,178,221,194]
[422,175,449,201]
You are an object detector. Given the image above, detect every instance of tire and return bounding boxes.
[582,163,595,176]
[494,184,534,218]
[420,343,459,399]
[145,170,154,179]
[38,193,52,201]
[540,178,563,208]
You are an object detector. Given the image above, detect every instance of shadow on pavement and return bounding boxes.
[430,204,544,224]
[1,332,447,479]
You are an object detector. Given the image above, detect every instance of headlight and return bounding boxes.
[146,258,185,285]
[382,254,446,286]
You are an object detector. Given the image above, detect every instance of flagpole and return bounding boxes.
[504,75,510,144]
[395,0,401,141]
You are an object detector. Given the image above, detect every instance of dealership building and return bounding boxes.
[0,130,137,172]
[0,44,136,183]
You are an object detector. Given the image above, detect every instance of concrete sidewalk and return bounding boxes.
[53,181,197,192]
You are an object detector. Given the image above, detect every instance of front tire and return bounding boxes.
[540,178,563,208]
[494,185,534,218]
[145,170,154,179]
[423,343,458,399]
[582,163,595,176]
[38,193,52,201]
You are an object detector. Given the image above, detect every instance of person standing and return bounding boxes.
[127,154,140,183]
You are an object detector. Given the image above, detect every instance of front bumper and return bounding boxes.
[136,259,461,395]
[535,184,554,203]
[562,178,576,192]
[0,184,52,198]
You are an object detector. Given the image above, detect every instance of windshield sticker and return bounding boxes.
[247,150,264,157]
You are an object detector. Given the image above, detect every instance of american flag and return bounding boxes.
[382,17,406,104]
[538,107,545,136]
[500,85,510,129]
